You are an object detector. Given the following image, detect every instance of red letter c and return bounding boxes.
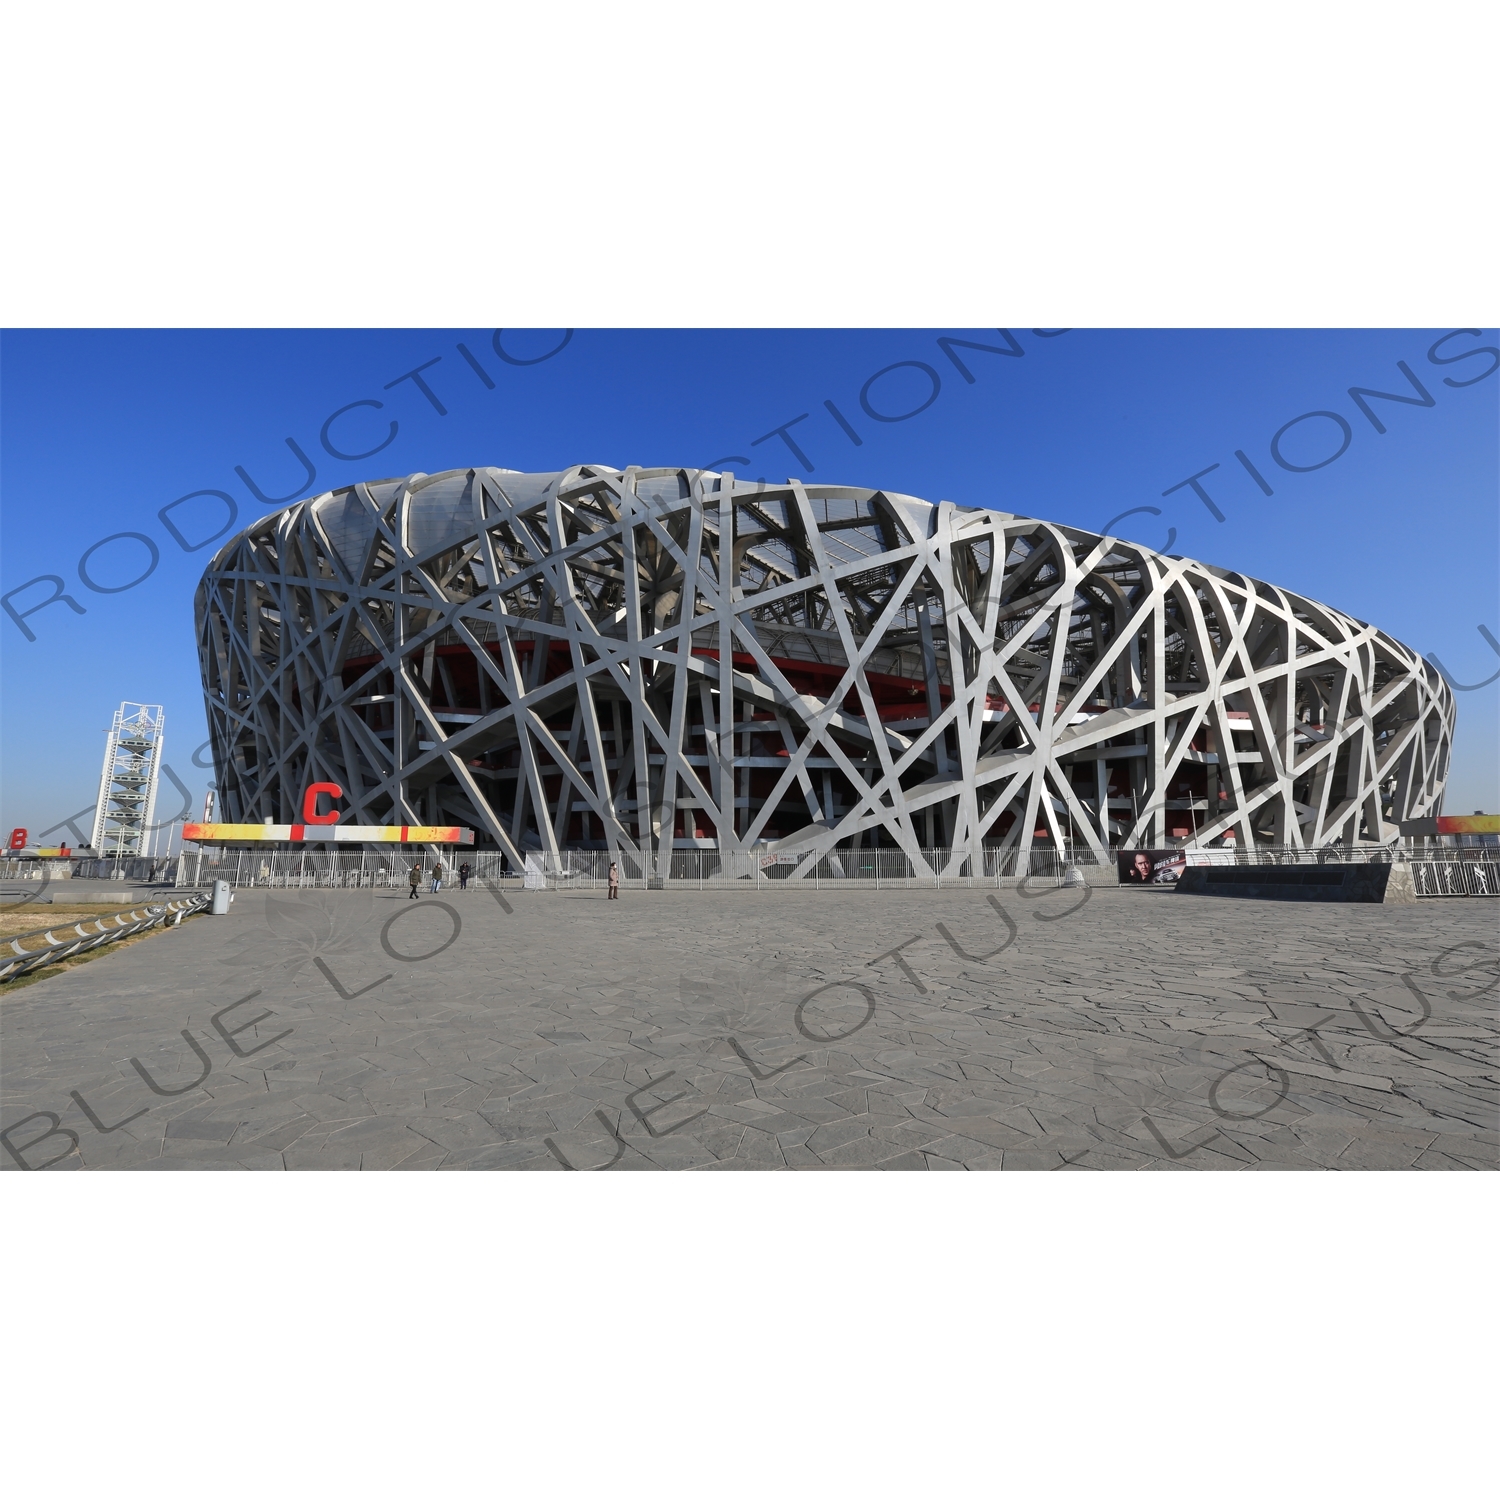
[302,783,344,824]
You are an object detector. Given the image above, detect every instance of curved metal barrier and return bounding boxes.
[0,894,210,983]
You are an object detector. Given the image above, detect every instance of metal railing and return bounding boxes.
[529,847,1105,890]
[164,846,1108,891]
[163,841,1495,891]
[7,843,1491,896]
[1,894,211,983]
[173,849,511,891]
[1216,846,1464,865]
[1408,859,1500,897]
[0,855,183,885]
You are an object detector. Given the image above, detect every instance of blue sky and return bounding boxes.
[2,327,1495,842]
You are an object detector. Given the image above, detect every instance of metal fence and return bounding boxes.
[1408,858,1500,897]
[171,848,513,891]
[527,846,1123,890]
[1,893,210,983]
[4,844,1494,896]
[1218,846,1475,865]
[162,845,1108,892]
[0,855,182,886]
[68,856,182,883]
[158,843,1495,894]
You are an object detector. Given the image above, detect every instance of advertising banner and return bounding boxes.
[1118,849,1238,884]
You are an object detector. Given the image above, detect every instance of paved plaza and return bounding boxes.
[2,882,1496,1170]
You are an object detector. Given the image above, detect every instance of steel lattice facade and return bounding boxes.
[196,465,1454,876]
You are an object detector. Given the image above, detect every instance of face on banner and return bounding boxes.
[1119,850,1189,884]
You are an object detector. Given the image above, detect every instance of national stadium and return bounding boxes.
[195,465,1455,876]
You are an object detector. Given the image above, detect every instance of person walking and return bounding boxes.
[407,862,422,899]
[458,861,471,891]
[430,859,443,894]
[607,860,620,900]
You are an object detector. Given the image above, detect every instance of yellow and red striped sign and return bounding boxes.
[1436,815,1499,835]
[183,824,474,845]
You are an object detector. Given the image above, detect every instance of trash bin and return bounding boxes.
[210,879,233,915]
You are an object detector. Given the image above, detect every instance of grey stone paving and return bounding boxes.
[2,883,1496,1170]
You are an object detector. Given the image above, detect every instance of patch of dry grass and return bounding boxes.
[0,904,162,940]
[1,906,205,994]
